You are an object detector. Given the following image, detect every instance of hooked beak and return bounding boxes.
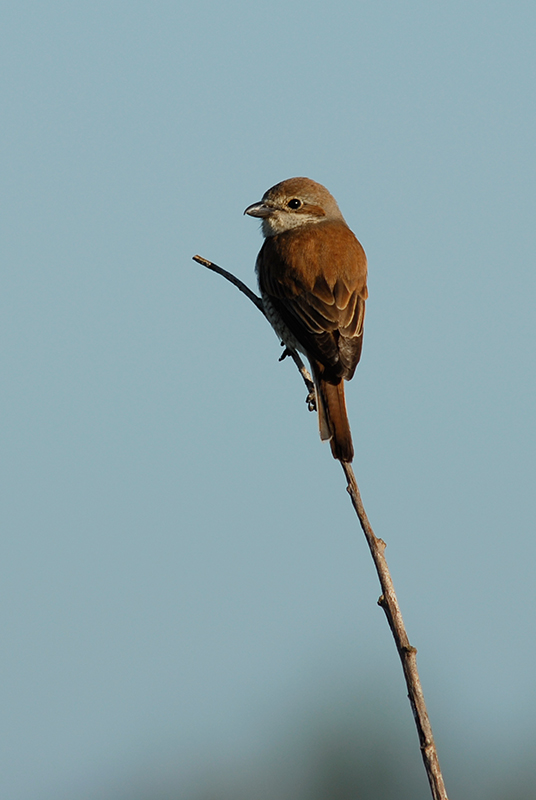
[244,201,273,218]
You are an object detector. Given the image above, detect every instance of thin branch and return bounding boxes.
[193,255,265,313]
[192,254,450,800]
[193,255,315,398]
[341,462,449,800]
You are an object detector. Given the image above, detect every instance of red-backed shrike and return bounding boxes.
[245,177,367,463]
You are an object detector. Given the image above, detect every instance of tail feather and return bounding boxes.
[312,363,354,463]
[314,384,332,442]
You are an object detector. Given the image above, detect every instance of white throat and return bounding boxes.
[261,211,325,238]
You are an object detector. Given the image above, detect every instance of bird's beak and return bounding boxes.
[244,201,273,218]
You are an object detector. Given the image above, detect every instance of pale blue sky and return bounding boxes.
[1,2,535,798]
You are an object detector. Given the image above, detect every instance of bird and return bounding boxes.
[245,177,368,463]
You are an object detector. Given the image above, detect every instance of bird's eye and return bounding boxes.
[287,198,302,209]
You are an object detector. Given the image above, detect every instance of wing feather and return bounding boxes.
[257,220,368,381]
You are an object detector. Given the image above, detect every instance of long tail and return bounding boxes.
[312,363,354,463]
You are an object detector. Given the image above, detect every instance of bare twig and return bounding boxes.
[192,254,450,800]
[341,462,449,800]
[193,255,265,312]
[193,255,315,398]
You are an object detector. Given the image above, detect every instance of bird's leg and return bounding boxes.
[277,343,316,411]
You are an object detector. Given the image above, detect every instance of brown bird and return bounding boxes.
[245,177,368,463]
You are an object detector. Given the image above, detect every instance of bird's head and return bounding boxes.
[244,177,345,237]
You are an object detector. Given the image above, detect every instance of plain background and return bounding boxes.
[1,2,535,798]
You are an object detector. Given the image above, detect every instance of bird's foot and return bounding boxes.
[306,390,316,412]
[278,346,292,362]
